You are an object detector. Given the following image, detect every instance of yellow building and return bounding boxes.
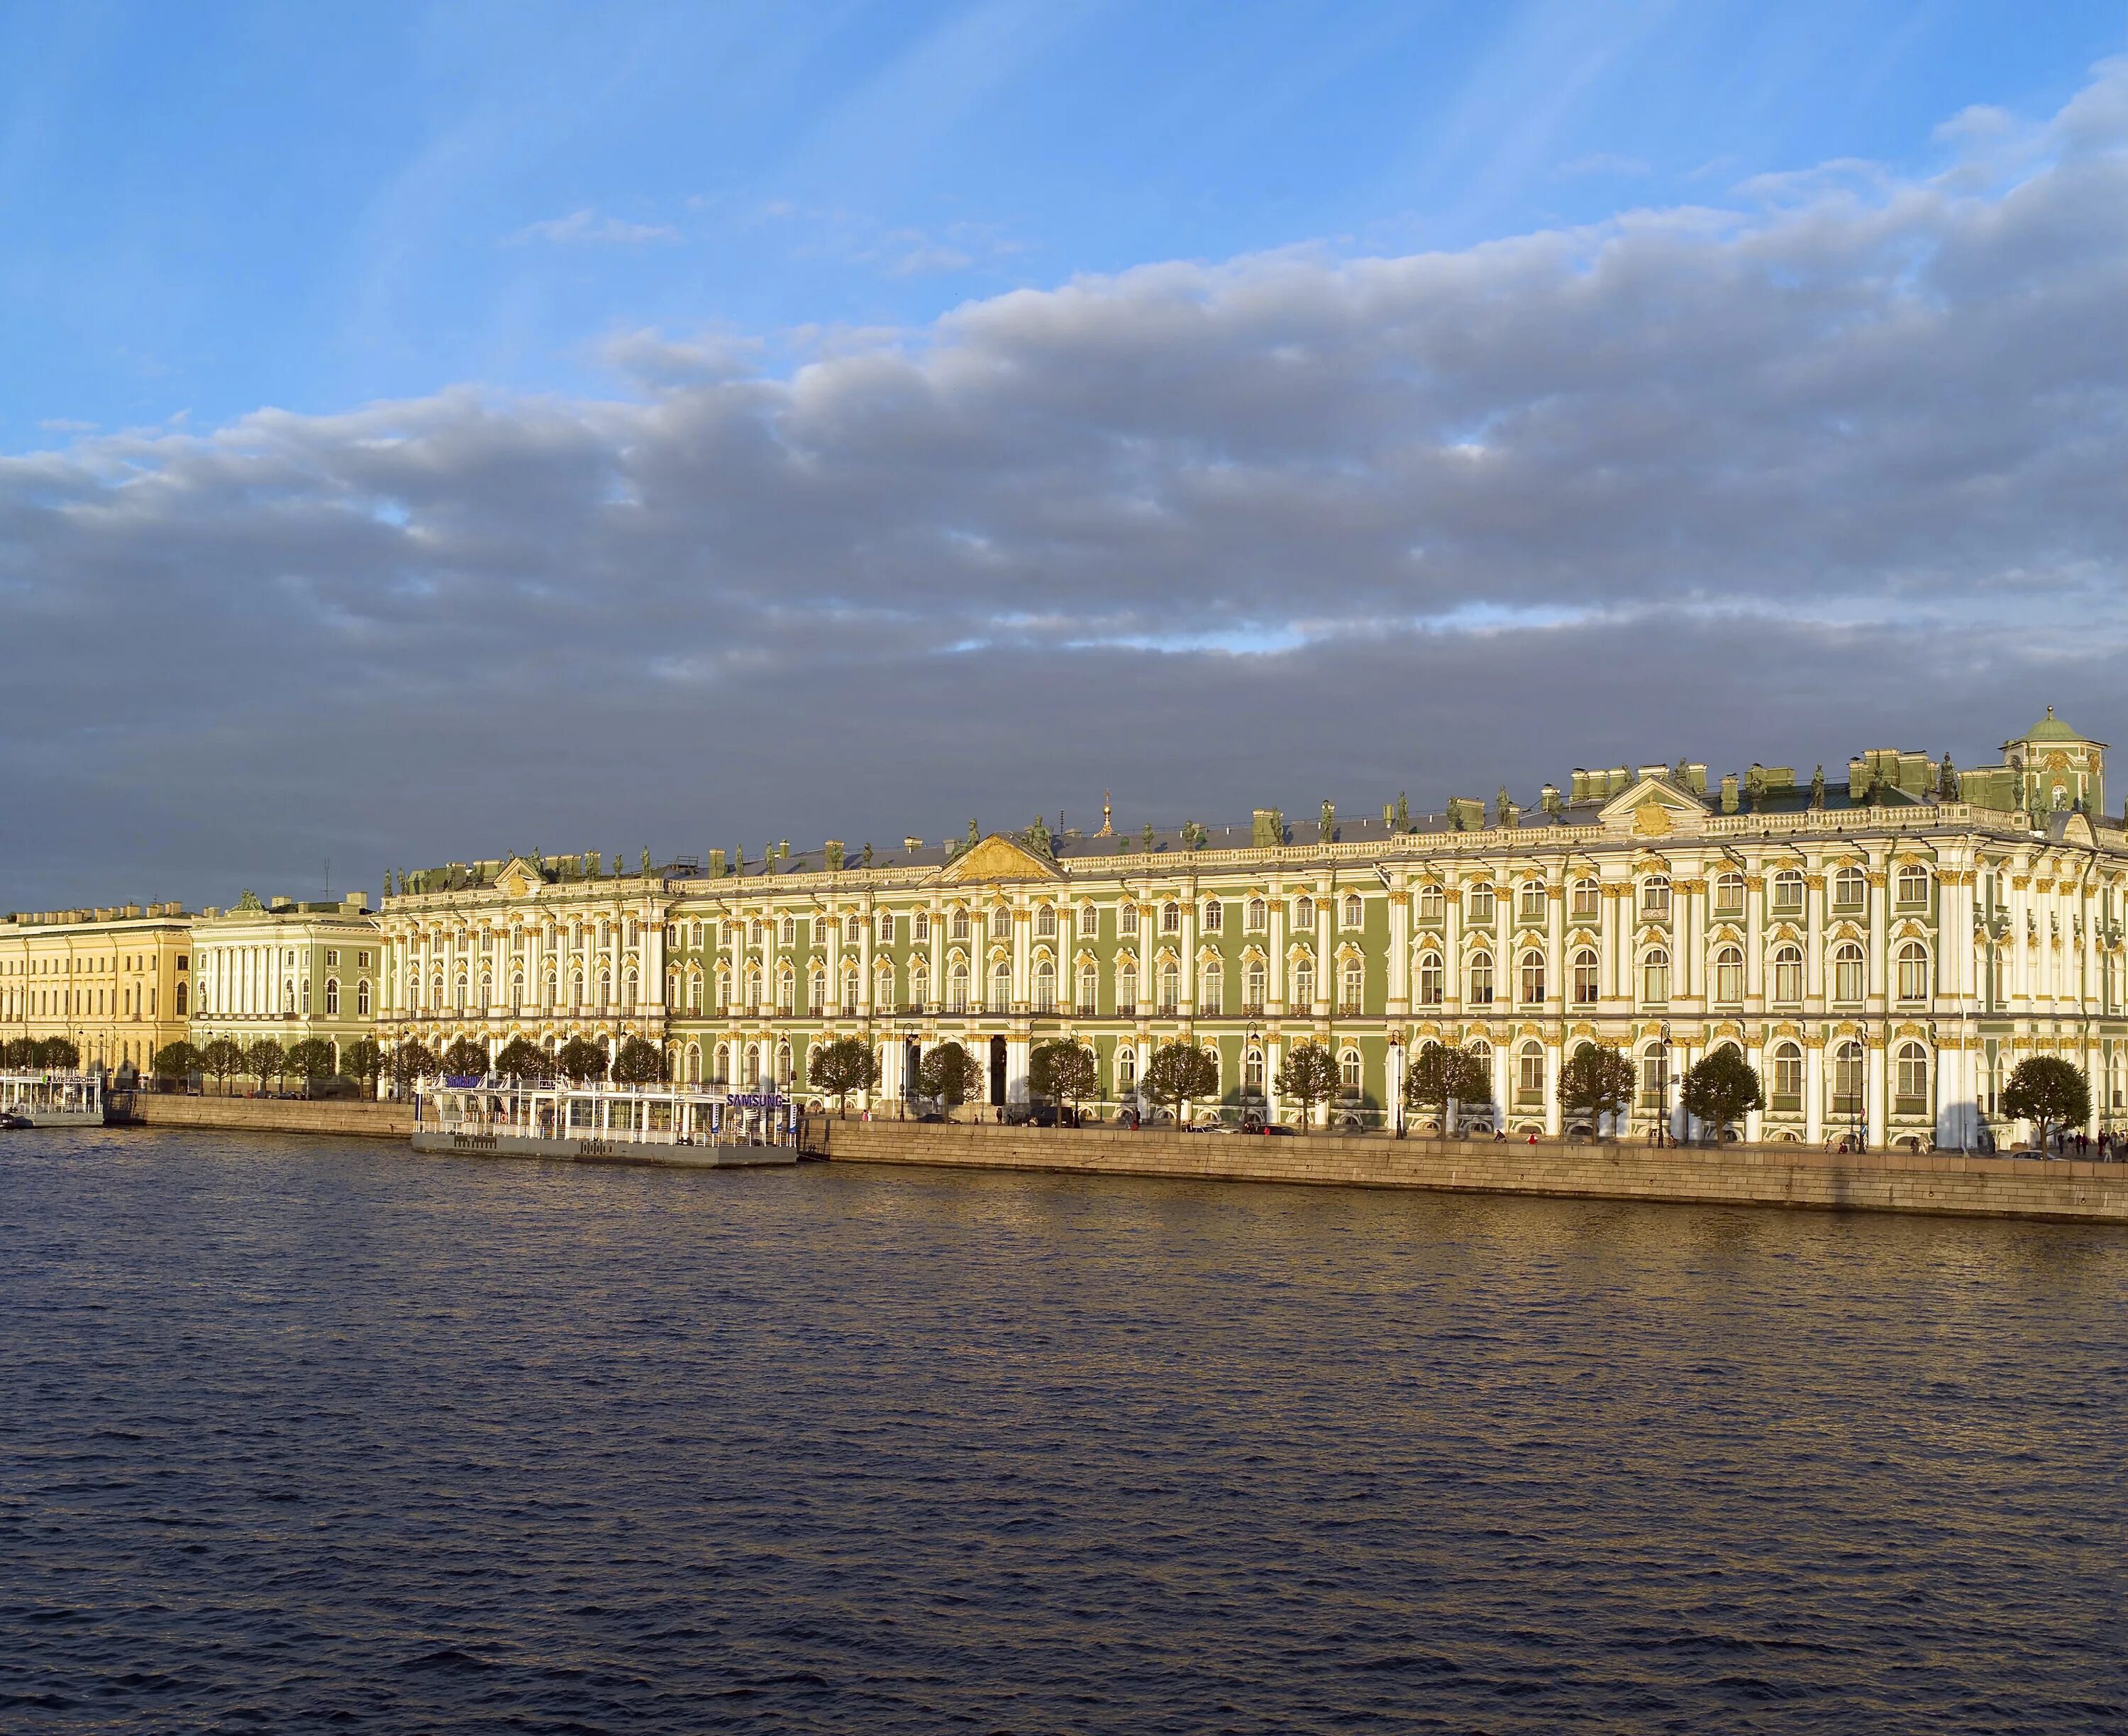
[0,902,194,1072]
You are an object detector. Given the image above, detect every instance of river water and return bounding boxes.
[2,1130,2123,1733]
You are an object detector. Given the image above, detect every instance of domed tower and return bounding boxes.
[2000,707,2105,816]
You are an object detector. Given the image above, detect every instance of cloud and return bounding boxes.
[506,208,680,246]
[1557,152,1651,177]
[1,61,2123,908]
[36,418,97,434]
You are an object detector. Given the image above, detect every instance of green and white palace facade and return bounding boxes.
[375,710,2128,1147]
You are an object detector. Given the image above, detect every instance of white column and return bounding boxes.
[858,901,875,1017]
[1805,1041,1824,1145]
[1387,882,1409,1014]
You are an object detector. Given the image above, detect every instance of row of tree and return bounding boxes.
[143,1033,681,1094]
[3,1036,82,1069]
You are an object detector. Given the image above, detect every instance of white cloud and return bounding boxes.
[506,208,680,246]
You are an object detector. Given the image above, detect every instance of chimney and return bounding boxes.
[1720,773,1739,813]
[1849,757,1869,801]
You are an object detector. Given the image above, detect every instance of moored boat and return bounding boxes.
[0,1070,109,1128]
[411,1079,799,1166]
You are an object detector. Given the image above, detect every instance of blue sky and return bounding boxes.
[2,1,2115,443]
[0,4,2123,909]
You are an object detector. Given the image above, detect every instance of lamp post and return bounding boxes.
[1245,1019,1261,1130]
[1388,1029,1405,1138]
[1656,1032,1673,1147]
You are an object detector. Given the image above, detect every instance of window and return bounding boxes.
[1640,876,1672,918]
[1714,873,1745,916]
[1713,945,1744,1005]
[1834,867,1866,908]
[1895,1042,1929,1111]
[1292,959,1315,1007]
[1896,941,1929,1002]
[1244,962,1267,1013]
[357,980,371,1017]
[1034,961,1056,1013]
[951,908,970,942]
[1246,898,1268,933]
[1771,945,1802,1005]
[1342,894,1363,929]
[691,922,704,948]
[1416,884,1445,922]
[1571,879,1599,918]
[1341,961,1362,1015]
[1161,902,1180,935]
[1896,864,1931,907]
[1244,1047,1265,1091]
[777,967,795,1016]
[325,977,340,1016]
[776,1042,792,1088]
[1771,871,1804,913]
[1120,905,1139,937]
[911,963,930,1008]
[1519,949,1546,1005]
[1468,885,1495,925]
[1518,880,1546,920]
[774,915,792,945]
[1572,949,1598,1005]
[1202,899,1223,932]
[1831,1041,1863,1117]
[1340,1047,1362,1090]
[1416,952,1443,1006]
[1517,1044,1545,1103]
[1117,963,1138,1009]
[992,959,1012,1010]
[1641,948,1670,1005]
[1470,952,1495,1006]
[1295,896,1316,928]
[1118,1048,1137,1092]
[914,911,931,942]
[1077,965,1098,1016]
[990,907,1011,940]
[874,962,893,1009]
[1158,964,1180,1016]
[948,964,970,1013]
[841,971,857,1017]
[1078,906,1097,937]
[325,949,340,967]
[1199,962,1223,1013]
[1832,942,1865,1005]
[1771,1042,1803,1110]
[1035,905,1055,938]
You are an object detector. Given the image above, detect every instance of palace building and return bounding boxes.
[0,902,195,1072]
[376,710,2126,1147]
[189,891,382,1065]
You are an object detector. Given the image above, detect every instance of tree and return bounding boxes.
[1680,1045,1763,1143]
[1143,1040,1219,1123]
[611,1035,667,1085]
[285,1038,339,1091]
[36,1036,81,1069]
[2001,1056,2090,1153]
[1404,1041,1490,1136]
[1558,1043,1636,1138]
[199,1037,247,1094]
[389,1040,439,1093]
[492,1037,552,1084]
[1274,1041,1340,1131]
[151,1040,201,1084]
[1029,1040,1097,1123]
[340,1037,387,1094]
[809,1035,878,1117]
[1,1037,37,1067]
[916,1042,978,1119]
[440,1037,490,1077]
[556,1035,608,1084]
[245,1037,286,1094]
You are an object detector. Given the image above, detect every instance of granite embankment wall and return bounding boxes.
[131,1094,414,1139]
[813,1119,2128,1224]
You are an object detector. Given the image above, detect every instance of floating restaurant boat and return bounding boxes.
[410,1078,800,1166]
[0,1070,109,1128]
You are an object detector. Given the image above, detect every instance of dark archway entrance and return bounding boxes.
[905,1040,922,1103]
[990,1035,1008,1107]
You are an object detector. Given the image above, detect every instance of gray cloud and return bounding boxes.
[1,62,2122,911]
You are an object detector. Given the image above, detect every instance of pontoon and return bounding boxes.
[411,1079,799,1166]
[0,1071,109,1128]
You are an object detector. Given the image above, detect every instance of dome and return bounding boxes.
[2015,706,2083,745]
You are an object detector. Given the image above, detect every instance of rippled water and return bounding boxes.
[3,1130,2124,1733]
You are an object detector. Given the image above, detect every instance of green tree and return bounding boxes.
[1680,1045,1764,1143]
[556,1035,608,1084]
[151,1040,201,1084]
[916,1042,978,1119]
[285,1038,339,1090]
[1029,1040,1097,1123]
[1143,1040,1219,1123]
[809,1035,879,1117]
[2001,1056,2090,1153]
[610,1035,667,1085]
[1274,1041,1341,1132]
[1404,1041,1490,1137]
[1558,1042,1635,1138]
[389,1040,439,1093]
[36,1036,82,1069]
[199,1037,247,1094]
[245,1037,285,1093]
[339,1037,387,1094]
[2,1036,37,1067]
[492,1036,552,1084]
[438,1037,488,1076]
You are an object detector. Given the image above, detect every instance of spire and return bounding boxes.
[1097,791,1114,836]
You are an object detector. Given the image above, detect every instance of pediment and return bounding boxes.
[2050,811,2096,848]
[494,855,545,898]
[1597,776,1706,837]
[932,834,1063,886]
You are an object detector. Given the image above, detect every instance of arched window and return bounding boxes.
[990,907,1011,940]
[1116,960,1137,1009]
[1467,884,1496,924]
[1339,1047,1362,1090]
[1772,870,1805,913]
[1295,896,1316,928]
[301,978,312,1014]
[1469,951,1495,1006]
[776,1042,792,1087]
[1340,960,1362,1013]
[1160,901,1180,934]
[1119,905,1140,937]
[1078,905,1097,937]
[1896,864,1931,907]
[685,1042,701,1084]
[356,979,371,1017]
[1832,942,1865,1004]
[914,911,931,942]
[1033,959,1056,1013]
[948,963,969,1013]
[453,973,467,1012]
[744,967,762,1012]
[1118,1047,1137,1091]
[1517,1042,1545,1103]
[1292,959,1315,1007]
[1246,898,1268,932]
[1771,945,1802,1005]
[1895,1042,1929,1111]
[1570,878,1600,918]
[1771,1042,1803,1109]
[1202,899,1222,932]
[1640,876,1672,918]
[510,969,523,1007]
[688,970,703,1013]
[598,969,613,1010]
[1571,948,1598,1005]
[809,967,826,1013]
[624,969,638,1009]
[775,967,794,1016]
[1831,1040,1863,1116]
[714,1044,729,1084]
[1158,962,1180,1015]
[1466,1040,1493,1104]
[877,912,894,945]
[1714,873,1746,915]
[1035,904,1056,938]
[1342,894,1363,929]
[1244,1045,1265,1091]
[1641,948,1670,1005]
[1078,964,1098,1015]
[1199,962,1223,1013]
[991,959,1012,1010]
[951,908,970,942]
[744,1045,761,1086]
[1245,961,1267,1013]
[1519,949,1545,1005]
[1416,951,1443,1006]
[175,982,189,1016]
[780,915,795,945]
[1896,941,1929,1002]
[874,961,894,1010]
[1834,867,1866,908]
[1518,881,1546,920]
[1713,945,1743,1005]
[1416,884,1445,921]
[325,977,340,1017]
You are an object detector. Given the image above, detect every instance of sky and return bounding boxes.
[0,1,2122,911]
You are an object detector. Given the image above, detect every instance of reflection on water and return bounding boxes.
[2,1130,2123,1732]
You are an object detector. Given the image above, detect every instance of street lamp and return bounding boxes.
[1388,1029,1405,1138]
[1656,1032,1673,1147]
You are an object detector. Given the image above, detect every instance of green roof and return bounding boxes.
[2015,706,2083,744]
